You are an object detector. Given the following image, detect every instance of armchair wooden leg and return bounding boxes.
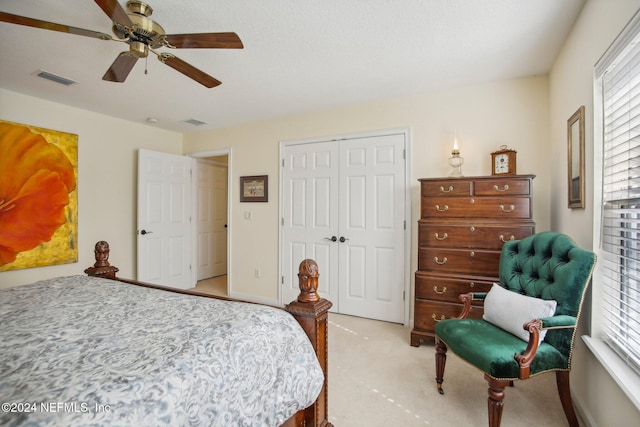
[556,371,579,427]
[435,337,448,394]
[485,375,510,427]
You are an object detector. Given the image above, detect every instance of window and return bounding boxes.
[594,11,640,377]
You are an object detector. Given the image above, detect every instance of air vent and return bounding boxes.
[33,70,78,86]
[182,118,207,126]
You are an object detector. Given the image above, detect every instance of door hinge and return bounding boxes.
[404,220,406,230]
[282,159,285,167]
[281,217,285,226]
[281,276,285,284]
[403,149,406,160]
[403,290,406,301]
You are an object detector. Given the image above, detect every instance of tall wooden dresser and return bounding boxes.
[411,175,535,346]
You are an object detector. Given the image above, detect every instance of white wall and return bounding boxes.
[549,0,640,424]
[0,88,182,288]
[184,76,551,303]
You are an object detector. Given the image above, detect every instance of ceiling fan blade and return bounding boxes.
[0,11,112,40]
[94,0,133,27]
[102,52,139,83]
[158,53,221,88]
[163,32,243,49]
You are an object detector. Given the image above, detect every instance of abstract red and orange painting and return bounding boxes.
[0,120,78,271]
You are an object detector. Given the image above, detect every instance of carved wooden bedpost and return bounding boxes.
[286,259,333,427]
[84,241,119,278]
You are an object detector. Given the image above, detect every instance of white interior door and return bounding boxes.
[281,132,407,323]
[281,142,340,306]
[196,159,228,280]
[338,134,406,322]
[137,149,193,289]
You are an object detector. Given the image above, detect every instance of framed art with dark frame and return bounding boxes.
[240,175,268,202]
[567,106,585,209]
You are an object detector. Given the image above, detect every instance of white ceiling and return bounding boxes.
[0,0,585,133]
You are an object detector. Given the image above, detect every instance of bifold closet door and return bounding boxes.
[281,134,406,323]
[282,141,340,307]
[337,134,405,323]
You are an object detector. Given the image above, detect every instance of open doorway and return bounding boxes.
[192,153,229,297]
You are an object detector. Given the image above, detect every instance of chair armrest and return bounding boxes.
[514,319,543,379]
[471,292,488,301]
[456,292,487,319]
[457,293,473,319]
[513,315,577,379]
[540,315,577,329]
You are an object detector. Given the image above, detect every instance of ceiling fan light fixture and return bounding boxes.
[129,41,149,58]
[33,69,78,86]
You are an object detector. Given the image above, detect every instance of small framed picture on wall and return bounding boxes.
[240,175,268,202]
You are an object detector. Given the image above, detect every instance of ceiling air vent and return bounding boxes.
[33,70,78,86]
[182,118,207,126]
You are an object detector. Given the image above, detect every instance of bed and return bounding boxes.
[0,242,332,427]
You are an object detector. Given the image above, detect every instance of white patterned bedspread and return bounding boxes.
[0,275,323,427]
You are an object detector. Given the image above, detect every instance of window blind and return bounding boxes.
[600,24,640,375]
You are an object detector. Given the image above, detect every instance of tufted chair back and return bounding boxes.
[498,231,596,357]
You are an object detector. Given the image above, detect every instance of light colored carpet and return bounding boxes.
[328,313,572,427]
[193,275,227,297]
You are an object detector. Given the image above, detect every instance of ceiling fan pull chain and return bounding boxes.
[145,55,148,75]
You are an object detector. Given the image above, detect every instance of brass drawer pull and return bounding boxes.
[433,286,447,295]
[470,226,475,232]
[440,185,454,193]
[493,184,510,192]
[432,314,446,322]
[499,234,515,243]
[469,251,475,257]
[435,205,449,212]
[499,204,515,213]
[469,282,475,288]
[434,232,448,240]
[434,256,448,265]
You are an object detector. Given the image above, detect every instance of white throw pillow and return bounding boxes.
[483,283,557,343]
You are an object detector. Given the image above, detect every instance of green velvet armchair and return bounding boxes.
[434,232,596,427]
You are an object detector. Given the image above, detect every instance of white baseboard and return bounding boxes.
[572,390,597,427]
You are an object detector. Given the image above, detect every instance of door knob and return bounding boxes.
[140,229,153,235]
[324,236,337,242]
[339,236,349,243]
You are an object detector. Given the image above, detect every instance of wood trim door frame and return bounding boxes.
[189,148,233,295]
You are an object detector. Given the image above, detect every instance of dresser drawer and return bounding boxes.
[415,272,493,303]
[414,300,484,334]
[418,247,501,276]
[473,178,532,196]
[421,196,531,219]
[420,179,471,197]
[418,222,535,249]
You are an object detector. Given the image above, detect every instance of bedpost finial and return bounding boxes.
[94,240,111,267]
[297,259,320,303]
[85,241,119,278]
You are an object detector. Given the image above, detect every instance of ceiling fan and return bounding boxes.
[0,0,243,88]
